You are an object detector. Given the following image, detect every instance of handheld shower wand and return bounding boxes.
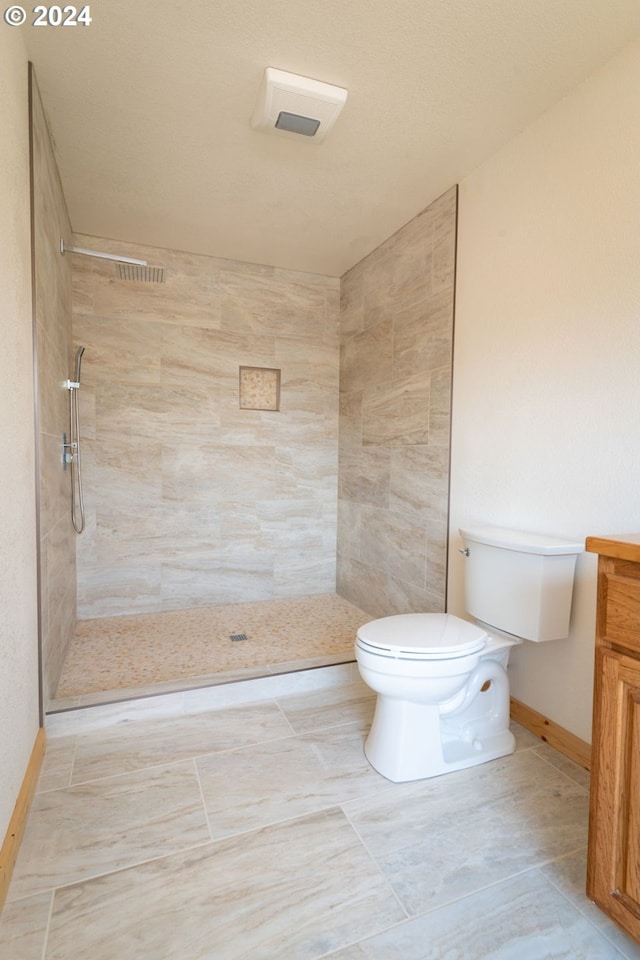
[74,344,85,384]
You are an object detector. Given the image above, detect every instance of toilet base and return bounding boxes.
[363,693,515,783]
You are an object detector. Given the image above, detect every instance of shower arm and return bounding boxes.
[60,239,147,266]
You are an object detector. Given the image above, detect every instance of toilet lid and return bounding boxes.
[356,613,488,660]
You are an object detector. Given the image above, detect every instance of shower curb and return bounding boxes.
[45,661,361,738]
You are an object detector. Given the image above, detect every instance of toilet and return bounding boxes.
[355,525,584,782]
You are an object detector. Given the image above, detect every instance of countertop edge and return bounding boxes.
[586,535,640,563]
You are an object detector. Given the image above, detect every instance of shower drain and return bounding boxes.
[229,633,248,642]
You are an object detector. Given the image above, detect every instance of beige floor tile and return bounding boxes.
[71,701,293,783]
[276,680,375,733]
[36,737,76,793]
[2,668,622,960]
[343,749,590,916]
[329,870,625,959]
[510,719,544,752]
[541,849,640,959]
[532,741,591,790]
[197,719,389,839]
[8,762,210,901]
[44,808,406,960]
[0,892,52,960]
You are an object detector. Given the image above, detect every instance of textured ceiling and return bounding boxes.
[23,0,640,276]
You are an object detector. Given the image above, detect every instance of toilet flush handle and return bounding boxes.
[458,547,470,557]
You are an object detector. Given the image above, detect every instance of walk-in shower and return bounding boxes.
[64,345,85,533]
[50,236,359,712]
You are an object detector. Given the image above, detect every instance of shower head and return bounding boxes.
[74,346,85,384]
[117,263,165,283]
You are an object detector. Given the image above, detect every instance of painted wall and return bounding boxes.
[449,40,640,743]
[0,36,40,843]
[337,188,457,616]
[71,238,339,618]
[31,75,76,706]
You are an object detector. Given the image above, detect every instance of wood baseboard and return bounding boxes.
[510,697,591,771]
[0,727,46,911]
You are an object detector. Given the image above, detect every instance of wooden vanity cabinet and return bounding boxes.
[586,534,640,944]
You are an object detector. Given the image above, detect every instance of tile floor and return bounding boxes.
[3,676,640,959]
[52,594,370,710]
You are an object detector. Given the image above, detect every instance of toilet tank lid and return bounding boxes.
[459,525,584,556]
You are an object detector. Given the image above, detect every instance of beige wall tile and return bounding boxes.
[392,289,454,380]
[77,561,162,618]
[160,554,274,608]
[32,79,75,706]
[42,582,76,702]
[429,365,453,446]
[389,445,450,521]
[163,443,277,504]
[340,318,393,394]
[339,391,363,452]
[340,264,365,338]
[161,324,275,388]
[426,519,448,600]
[338,448,391,508]
[73,241,339,617]
[362,375,430,446]
[337,499,361,561]
[336,556,390,619]
[359,507,428,587]
[220,271,330,339]
[386,574,444,615]
[337,188,457,616]
[73,313,163,385]
[90,256,222,329]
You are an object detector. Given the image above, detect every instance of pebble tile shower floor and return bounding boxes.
[2,679,640,959]
[54,593,371,706]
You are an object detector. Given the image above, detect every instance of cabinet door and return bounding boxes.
[588,647,640,943]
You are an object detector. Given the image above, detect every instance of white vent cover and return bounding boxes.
[251,68,347,143]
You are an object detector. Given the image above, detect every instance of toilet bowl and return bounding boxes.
[355,613,517,782]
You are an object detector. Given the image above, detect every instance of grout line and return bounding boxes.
[39,889,54,960]
[64,733,300,789]
[192,757,214,843]
[339,802,410,920]
[529,745,590,792]
[12,798,398,913]
[535,851,635,955]
[8,837,220,908]
[272,697,298,734]
[63,714,375,789]
[68,733,80,789]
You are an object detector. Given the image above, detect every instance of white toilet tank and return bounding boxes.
[459,525,584,642]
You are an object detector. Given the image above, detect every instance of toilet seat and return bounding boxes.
[356,613,488,661]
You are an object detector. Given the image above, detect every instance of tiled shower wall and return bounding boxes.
[337,187,457,616]
[31,72,76,704]
[71,238,339,618]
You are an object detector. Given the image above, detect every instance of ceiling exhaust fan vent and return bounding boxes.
[251,68,347,143]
